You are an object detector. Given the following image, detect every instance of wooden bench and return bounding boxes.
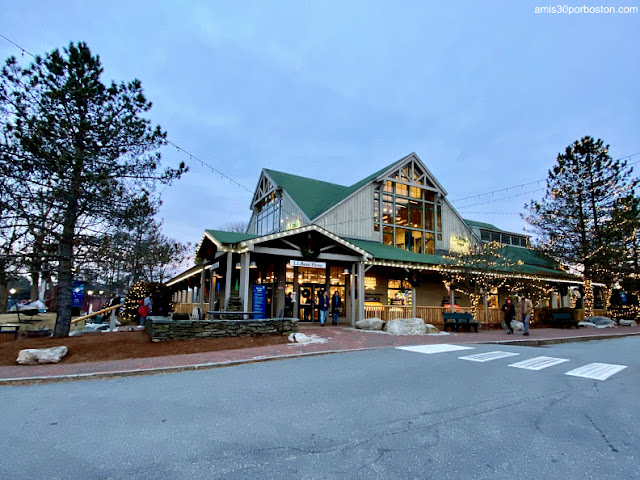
[442,312,480,332]
[550,312,579,329]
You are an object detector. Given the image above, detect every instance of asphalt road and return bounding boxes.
[1,336,639,479]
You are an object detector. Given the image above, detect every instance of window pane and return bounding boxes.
[436,204,442,232]
[423,190,434,202]
[374,197,379,223]
[409,200,423,229]
[395,197,408,226]
[481,230,491,241]
[383,181,394,193]
[424,203,434,231]
[396,183,408,197]
[425,232,435,253]
[383,226,393,245]
[411,230,423,253]
[491,232,501,242]
[501,234,511,245]
[382,201,393,224]
[409,186,421,199]
[395,227,408,250]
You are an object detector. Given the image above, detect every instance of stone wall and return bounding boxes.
[145,316,298,342]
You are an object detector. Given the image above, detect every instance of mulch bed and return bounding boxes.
[0,331,289,366]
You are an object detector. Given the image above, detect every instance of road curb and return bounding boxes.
[0,347,370,386]
[483,330,640,347]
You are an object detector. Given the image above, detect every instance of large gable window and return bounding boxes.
[252,175,282,236]
[374,161,442,254]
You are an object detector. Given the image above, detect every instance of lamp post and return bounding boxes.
[9,288,20,323]
[87,290,94,314]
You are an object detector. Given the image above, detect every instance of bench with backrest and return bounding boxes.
[550,312,579,329]
[442,312,480,332]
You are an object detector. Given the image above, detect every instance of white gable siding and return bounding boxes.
[439,200,476,251]
[280,192,308,230]
[315,184,379,240]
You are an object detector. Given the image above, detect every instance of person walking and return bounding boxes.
[501,297,516,334]
[331,291,342,326]
[517,294,533,336]
[318,290,329,326]
[285,292,292,317]
[138,294,152,327]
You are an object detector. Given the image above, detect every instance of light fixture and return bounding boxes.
[250,261,257,269]
[87,290,94,296]
[343,268,350,274]
[235,262,241,269]
[9,288,16,295]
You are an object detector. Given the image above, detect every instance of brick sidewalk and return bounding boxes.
[1,325,639,384]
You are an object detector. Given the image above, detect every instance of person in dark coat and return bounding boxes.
[331,291,342,326]
[501,297,516,334]
[318,290,329,326]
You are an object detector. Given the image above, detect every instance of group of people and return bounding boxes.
[285,290,342,326]
[501,294,533,336]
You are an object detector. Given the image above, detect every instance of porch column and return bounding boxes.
[276,261,286,318]
[239,252,250,312]
[199,265,205,319]
[412,287,417,318]
[209,269,217,312]
[350,262,356,327]
[450,288,455,313]
[224,252,233,309]
[483,293,489,324]
[357,261,365,323]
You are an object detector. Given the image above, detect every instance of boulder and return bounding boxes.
[385,318,427,335]
[425,324,440,334]
[17,346,68,365]
[510,320,524,331]
[618,319,637,327]
[355,317,385,330]
[586,316,616,328]
[288,332,312,343]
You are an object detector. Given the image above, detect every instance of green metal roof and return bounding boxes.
[463,219,500,230]
[205,229,257,244]
[264,156,406,220]
[345,238,451,266]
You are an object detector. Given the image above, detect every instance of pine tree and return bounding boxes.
[525,137,637,289]
[0,42,186,336]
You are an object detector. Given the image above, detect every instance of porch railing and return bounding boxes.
[364,306,502,325]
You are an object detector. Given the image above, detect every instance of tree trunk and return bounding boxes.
[0,266,7,314]
[53,199,79,337]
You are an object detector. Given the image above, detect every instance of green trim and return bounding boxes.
[204,229,257,245]
[463,219,500,230]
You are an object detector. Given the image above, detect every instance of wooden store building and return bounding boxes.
[167,153,595,326]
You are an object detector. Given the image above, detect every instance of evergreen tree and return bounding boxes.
[0,42,186,336]
[525,137,637,287]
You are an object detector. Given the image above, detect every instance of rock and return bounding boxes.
[288,332,312,343]
[17,346,68,365]
[586,316,616,328]
[385,318,427,335]
[510,320,524,331]
[425,324,440,334]
[355,317,385,330]
[618,319,637,327]
[578,321,597,328]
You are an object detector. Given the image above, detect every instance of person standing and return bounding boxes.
[109,293,120,332]
[517,294,533,336]
[285,292,292,317]
[331,291,341,326]
[138,294,151,327]
[318,290,329,326]
[501,297,516,334]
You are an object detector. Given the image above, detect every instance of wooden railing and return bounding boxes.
[364,306,503,325]
[173,302,210,314]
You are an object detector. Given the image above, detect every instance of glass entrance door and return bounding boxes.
[298,284,325,322]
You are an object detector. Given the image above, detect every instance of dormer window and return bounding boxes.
[252,175,282,235]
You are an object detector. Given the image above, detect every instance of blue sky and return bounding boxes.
[2,1,639,244]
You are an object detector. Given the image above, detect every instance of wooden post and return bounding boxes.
[412,287,417,318]
[357,261,365,324]
[224,252,233,309]
[450,288,455,313]
[350,262,356,327]
[199,265,205,319]
[239,252,250,314]
[483,293,489,325]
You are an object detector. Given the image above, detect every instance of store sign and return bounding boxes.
[252,285,266,319]
[71,281,85,308]
[209,261,220,270]
[290,260,326,269]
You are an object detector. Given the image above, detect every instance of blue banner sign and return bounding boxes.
[71,280,85,308]
[252,285,267,319]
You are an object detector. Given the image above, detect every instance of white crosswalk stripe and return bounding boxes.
[565,363,628,381]
[508,356,570,370]
[396,344,474,354]
[459,351,520,362]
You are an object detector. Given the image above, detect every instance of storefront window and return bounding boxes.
[388,279,412,306]
[383,226,393,246]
